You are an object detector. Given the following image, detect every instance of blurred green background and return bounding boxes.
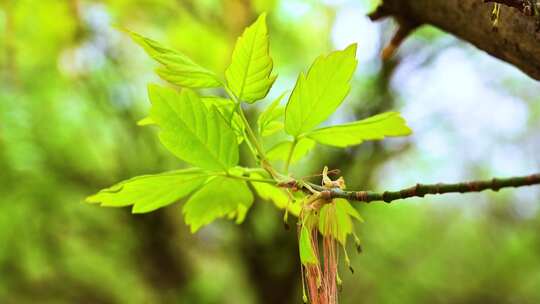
[1,0,540,303]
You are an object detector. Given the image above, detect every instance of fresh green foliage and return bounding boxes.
[137,116,155,126]
[285,44,358,137]
[128,31,222,88]
[86,169,210,213]
[202,96,246,143]
[250,173,301,215]
[89,13,411,244]
[183,176,253,232]
[257,92,286,137]
[319,199,363,244]
[148,85,238,171]
[306,112,412,147]
[299,224,318,265]
[266,138,315,164]
[225,13,276,103]
[9,3,540,303]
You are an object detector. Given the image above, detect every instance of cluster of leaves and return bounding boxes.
[87,13,411,264]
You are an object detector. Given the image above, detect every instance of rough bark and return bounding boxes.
[372,0,540,81]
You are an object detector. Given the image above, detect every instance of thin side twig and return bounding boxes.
[483,0,528,12]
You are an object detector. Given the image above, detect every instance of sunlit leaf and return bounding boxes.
[86,169,210,213]
[299,225,319,265]
[225,13,276,103]
[148,85,238,170]
[137,116,155,126]
[266,138,315,164]
[202,97,245,143]
[183,176,253,232]
[257,92,286,137]
[319,199,363,245]
[201,96,234,107]
[127,30,222,88]
[306,112,411,147]
[336,199,364,223]
[285,44,357,136]
[250,174,301,215]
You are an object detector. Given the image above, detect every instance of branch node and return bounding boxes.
[435,183,443,194]
[380,18,422,60]
[382,191,392,203]
[321,190,332,201]
[368,5,391,21]
[526,173,540,184]
[415,183,426,197]
[468,182,480,192]
[492,178,501,191]
[355,191,369,202]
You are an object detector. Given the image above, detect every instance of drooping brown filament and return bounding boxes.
[323,235,338,304]
[303,214,340,304]
[304,229,323,304]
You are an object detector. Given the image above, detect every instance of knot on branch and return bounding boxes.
[484,0,538,16]
[492,178,501,191]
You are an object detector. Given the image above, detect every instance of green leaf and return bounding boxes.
[262,121,284,137]
[336,199,364,223]
[250,174,301,216]
[183,176,254,232]
[257,92,286,137]
[86,169,209,213]
[127,30,221,88]
[137,117,155,126]
[306,112,412,147]
[285,44,358,137]
[299,225,319,265]
[319,199,363,245]
[201,97,245,143]
[148,85,239,170]
[201,96,235,107]
[225,13,276,103]
[266,138,315,164]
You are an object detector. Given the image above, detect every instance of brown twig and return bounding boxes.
[380,18,421,60]
[483,0,532,14]
[285,173,540,204]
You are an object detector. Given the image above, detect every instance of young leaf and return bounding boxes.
[257,92,286,137]
[266,138,315,164]
[86,169,210,213]
[148,85,238,171]
[336,199,364,223]
[285,44,358,137]
[183,176,254,232]
[306,112,412,147]
[201,97,245,143]
[250,174,301,216]
[299,225,319,265]
[137,117,155,126]
[127,30,221,88]
[225,13,276,103]
[201,96,235,107]
[319,199,363,245]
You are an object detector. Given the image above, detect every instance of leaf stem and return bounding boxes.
[241,126,259,159]
[224,86,281,179]
[240,167,268,174]
[222,172,277,184]
[284,138,298,173]
[238,106,267,159]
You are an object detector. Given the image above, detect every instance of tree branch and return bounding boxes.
[313,173,540,203]
[370,0,540,80]
[485,0,526,10]
[278,173,540,204]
